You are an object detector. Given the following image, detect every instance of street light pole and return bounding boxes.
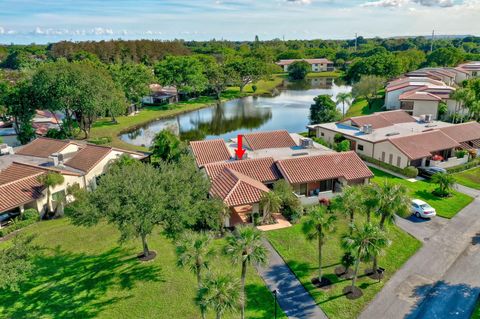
[273,289,278,319]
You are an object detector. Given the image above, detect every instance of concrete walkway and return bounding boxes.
[256,239,328,319]
[359,185,480,319]
[257,214,292,232]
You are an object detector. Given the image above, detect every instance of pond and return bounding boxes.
[120,77,352,147]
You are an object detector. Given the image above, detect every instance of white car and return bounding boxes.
[411,199,436,218]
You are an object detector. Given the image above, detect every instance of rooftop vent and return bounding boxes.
[299,137,314,149]
[362,124,373,134]
[386,132,400,137]
[292,152,309,157]
[51,152,65,166]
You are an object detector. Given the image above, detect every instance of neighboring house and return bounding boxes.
[457,61,480,78]
[0,137,147,217]
[189,130,372,226]
[142,84,178,106]
[307,110,475,169]
[276,58,334,72]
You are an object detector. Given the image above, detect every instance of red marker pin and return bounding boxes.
[235,134,246,160]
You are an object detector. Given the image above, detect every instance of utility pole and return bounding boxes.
[430,30,435,53]
[354,32,358,51]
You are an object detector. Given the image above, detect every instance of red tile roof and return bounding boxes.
[204,157,280,183]
[276,58,332,66]
[399,91,443,101]
[64,144,112,173]
[344,110,415,129]
[388,130,460,160]
[276,151,373,184]
[190,139,232,167]
[0,162,46,213]
[243,130,297,150]
[16,137,72,158]
[210,168,269,207]
[439,122,480,143]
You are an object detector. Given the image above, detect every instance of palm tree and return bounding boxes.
[341,223,389,298]
[259,191,281,224]
[451,88,474,123]
[302,205,336,284]
[358,184,379,223]
[336,92,352,119]
[332,186,362,232]
[196,273,241,319]
[37,172,65,215]
[431,172,456,197]
[375,181,410,230]
[224,225,267,319]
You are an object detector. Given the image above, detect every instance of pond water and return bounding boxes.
[120,77,352,147]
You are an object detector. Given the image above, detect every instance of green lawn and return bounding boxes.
[88,76,284,152]
[266,215,421,319]
[371,167,473,218]
[345,91,385,118]
[471,299,480,319]
[453,167,480,190]
[0,219,285,319]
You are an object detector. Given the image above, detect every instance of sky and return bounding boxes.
[0,0,479,44]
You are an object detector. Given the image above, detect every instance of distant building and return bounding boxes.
[457,61,480,78]
[276,58,334,72]
[142,84,178,106]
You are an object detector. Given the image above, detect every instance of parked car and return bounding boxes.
[0,211,21,227]
[411,199,436,218]
[418,166,447,178]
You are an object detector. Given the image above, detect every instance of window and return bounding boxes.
[397,156,401,167]
[381,152,386,161]
[357,144,364,151]
[389,154,393,165]
[319,179,333,192]
[321,132,325,137]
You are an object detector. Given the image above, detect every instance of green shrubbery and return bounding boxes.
[455,150,468,158]
[359,155,418,178]
[403,166,419,178]
[0,209,39,237]
[446,157,480,173]
[87,136,112,145]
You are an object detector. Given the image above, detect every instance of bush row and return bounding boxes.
[359,154,418,178]
[446,157,480,174]
[0,208,39,238]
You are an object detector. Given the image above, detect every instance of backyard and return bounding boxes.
[371,167,473,219]
[266,215,421,319]
[344,90,385,118]
[0,219,285,319]
[453,167,480,190]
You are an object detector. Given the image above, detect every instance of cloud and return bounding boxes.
[361,0,458,7]
[0,27,4,35]
[286,0,312,4]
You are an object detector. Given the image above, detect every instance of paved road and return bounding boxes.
[359,185,480,319]
[256,239,328,319]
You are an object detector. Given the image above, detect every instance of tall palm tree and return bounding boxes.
[375,180,410,230]
[196,274,241,319]
[451,88,474,123]
[332,186,362,232]
[37,172,65,215]
[259,191,281,224]
[358,184,379,223]
[224,225,267,319]
[341,223,389,297]
[336,92,352,119]
[431,172,456,196]
[302,205,336,283]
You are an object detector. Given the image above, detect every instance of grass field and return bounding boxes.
[371,167,473,218]
[345,91,385,118]
[453,167,480,190]
[266,215,421,319]
[88,76,284,151]
[0,219,285,319]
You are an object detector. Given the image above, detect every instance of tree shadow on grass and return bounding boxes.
[245,283,279,319]
[0,246,163,319]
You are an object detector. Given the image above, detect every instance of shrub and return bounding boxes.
[88,136,112,145]
[446,157,480,173]
[334,133,345,143]
[0,216,38,238]
[468,149,477,159]
[21,209,39,221]
[455,150,468,159]
[252,84,257,92]
[334,140,350,152]
[403,166,419,178]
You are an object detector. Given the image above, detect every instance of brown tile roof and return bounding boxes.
[439,122,480,143]
[276,152,373,184]
[399,91,443,101]
[204,157,280,183]
[243,130,297,150]
[345,110,416,129]
[0,162,46,213]
[64,144,112,173]
[190,139,232,167]
[388,130,460,160]
[210,167,269,207]
[16,137,72,158]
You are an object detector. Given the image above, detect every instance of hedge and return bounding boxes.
[0,208,39,238]
[446,157,480,173]
[359,154,418,178]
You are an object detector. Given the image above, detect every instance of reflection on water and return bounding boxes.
[120,78,351,147]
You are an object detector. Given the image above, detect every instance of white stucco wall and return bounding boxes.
[373,141,410,168]
[411,100,439,119]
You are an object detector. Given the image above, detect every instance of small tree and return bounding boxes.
[259,191,281,224]
[309,94,341,124]
[334,140,350,152]
[341,223,388,298]
[224,225,267,319]
[332,186,362,231]
[150,129,187,165]
[196,274,241,319]
[351,75,385,108]
[37,171,65,215]
[431,172,456,197]
[302,205,336,285]
[273,180,303,222]
[288,61,310,80]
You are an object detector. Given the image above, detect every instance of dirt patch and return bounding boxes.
[335,266,354,279]
[137,251,157,262]
[343,286,363,300]
[311,277,333,290]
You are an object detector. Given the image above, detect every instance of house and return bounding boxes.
[457,61,480,78]
[276,58,334,72]
[189,130,372,226]
[307,110,474,169]
[142,84,178,106]
[0,137,147,217]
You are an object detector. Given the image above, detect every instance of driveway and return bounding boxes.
[359,185,480,319]
[256,239,328,319]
